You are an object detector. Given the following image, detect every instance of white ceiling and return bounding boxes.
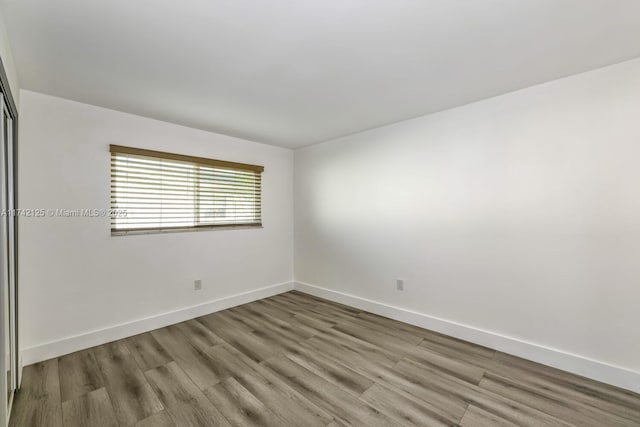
[2,0,640,148]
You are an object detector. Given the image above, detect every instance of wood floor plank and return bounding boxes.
[356,312,493,364]
[401,345,486,385]
[250,310,313,351]
[263,356,397,426]
[417,336,497,372]
[347,314,423,346]
[256,307,327,338]
[287,291,363,316]
[167,402,231,427]
[61,388,118,427]
[196,315,280,363]
[324,325,402,363]
[292,312,340,332]
[125,332,173,371]
[285,343,375,397]
[332,321,419,354]
[265,294,317,315]
[225,305,313,347]
[285,305,345,328]
[479,372,639,427]
[92,341,164,425]
[304,305,363,326]
[212,308,263,332]
[487,359,640,423]
[257,298,304,317]
[494,351,640,413]
[144,361,231,427]
[151,325,232,389]
[423,331,495,358]
[334,321,485,384]
[204,377,289,426]
[231,304,316,341]
[305,337,468,423]
[271,292,319,309]
[9,359,63,427]
[356,312,434,342]
[58,349,104,402]
[459,405,518,427]
[206,344,334,427]
[348,321,494,384]
[173,319,225,352]
[360,383,459,427]
[394,359,573,427]
[134,410,176,427]
[308,329,398,368]
[199,311,254,333]
[250,328,299,356]
[253,298,300,320]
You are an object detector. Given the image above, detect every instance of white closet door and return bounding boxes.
[0,93,15,424]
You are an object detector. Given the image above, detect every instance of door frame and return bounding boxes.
[0,54,18,426]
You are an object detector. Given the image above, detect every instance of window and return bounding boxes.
[110,145,263,235]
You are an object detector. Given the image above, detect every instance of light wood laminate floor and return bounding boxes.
[10,291,640,426]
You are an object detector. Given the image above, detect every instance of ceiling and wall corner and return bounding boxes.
[2,0,640,148]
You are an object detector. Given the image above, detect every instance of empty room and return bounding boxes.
[0,0,639,426]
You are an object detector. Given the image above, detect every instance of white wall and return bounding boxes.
[0,6,19,103]
[295,58,640,386]
[18,90,294,359]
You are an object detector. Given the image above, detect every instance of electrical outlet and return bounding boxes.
[194,279,202,290]
[396,279,404,291]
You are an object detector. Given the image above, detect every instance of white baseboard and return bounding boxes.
[20,279,639,394]
[294,281,640,394]
[22,281,294,365]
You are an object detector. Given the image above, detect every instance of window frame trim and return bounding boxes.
[109,144,264,173]
[109,145,264,235]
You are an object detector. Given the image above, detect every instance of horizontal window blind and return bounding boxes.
[110,145,263,235]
